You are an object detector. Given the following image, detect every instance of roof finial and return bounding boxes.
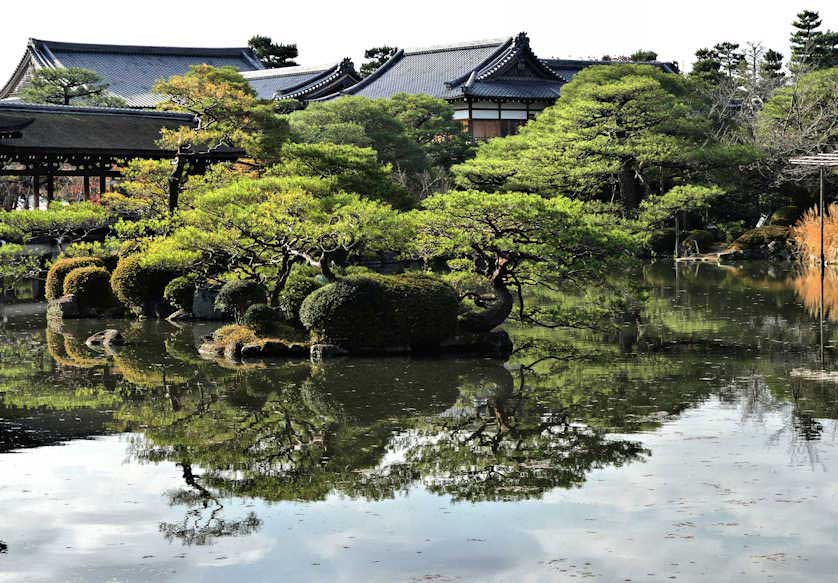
[515,32,530,47]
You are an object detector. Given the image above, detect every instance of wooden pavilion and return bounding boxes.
[0,102,240,209]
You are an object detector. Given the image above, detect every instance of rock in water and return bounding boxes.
[85,329,126,348]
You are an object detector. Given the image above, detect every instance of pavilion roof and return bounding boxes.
[1,39,264,108]
[243,59,361,101]
[329,33,566,103]
[0,101,197,157]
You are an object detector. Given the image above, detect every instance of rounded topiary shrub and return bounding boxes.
[299,273,459,353]
[242,303,278,335]
[45,256,103,300]
[214,279,267,321]
[63,266,113,312]
[278,272,322,326]
[110,254,180,317]
[163,275,197,313]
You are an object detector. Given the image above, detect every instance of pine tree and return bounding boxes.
[19,67,126,106]
[760,49,786,81]
[789,10,836,71]
[360,47,398,78]
[248,35,298,68]
[630,50,658,62]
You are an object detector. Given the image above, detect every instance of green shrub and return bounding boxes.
[731,226,790,250]
[681,229,715,253]
[45,256,103,300]
[214,279,267,321]
[769,205,801,227]
[299,273,459,352]
[163,275,197,312]
[63,266,113,311]
[278,272,322,326]
[242,303,278,335]
[0,222,24,243]
[110,254,179,316]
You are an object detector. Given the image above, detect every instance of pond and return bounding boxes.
[2,261,838,582]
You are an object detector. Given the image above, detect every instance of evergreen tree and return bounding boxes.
[760,49,786,81]
[691,47,723,82]
[248,35,298,68]
[630,50,659,62]
[19,67,126,106]
[360,46,398,77]
[790,10,837,71]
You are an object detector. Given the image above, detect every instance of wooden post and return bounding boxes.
[820,167,825,269]
[99,175,106,196]
[83,175,90,201]
[46,175,54,204]
[33,175,40,210]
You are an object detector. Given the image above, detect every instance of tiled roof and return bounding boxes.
[543,58,680,80]
[243,59,361,101]
[243,66,329,99]
[344,39,509,99]
[334,33,566,103]
[1,39,264,108]
[0,101,196,155]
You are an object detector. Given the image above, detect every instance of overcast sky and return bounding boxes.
[1,0,835,81]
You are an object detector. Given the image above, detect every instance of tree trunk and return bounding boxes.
[458,281,514,333]
[618,161,639,211]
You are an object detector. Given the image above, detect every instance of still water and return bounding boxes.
[2,262,838,582]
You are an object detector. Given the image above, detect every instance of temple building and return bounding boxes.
[243,59,361,101]
[0,39,264,108]
[327,33,567,139]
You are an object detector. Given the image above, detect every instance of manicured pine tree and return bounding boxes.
[360,46,398,77]
[248,35,298,68]
[760,49,786,81]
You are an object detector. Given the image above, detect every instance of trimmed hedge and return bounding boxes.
[63,266,113,311]
[278,272,322,326]
[110,254,179,317]
[163,275,197,312]
[731,226,790,250]
[214,279,267,321]
[299,273,459,352]
[45,256,103,300]
[242,303,277,335]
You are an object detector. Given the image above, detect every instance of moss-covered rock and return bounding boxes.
[45,256,103,300]
[731,226,791,250]
[648,228,676,255]
[299,273,459,353]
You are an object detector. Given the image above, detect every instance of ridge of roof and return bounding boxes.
[402,38,508,56]
[30,38,259,59]
[336,49,406,97]
[0,101,196,121]
[281,59,360,100]
[242,65,330,80]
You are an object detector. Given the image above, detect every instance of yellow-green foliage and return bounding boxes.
[110,254,178,315]
[213,324,258,346]
[63,266,113,310]
[45,256,103,300]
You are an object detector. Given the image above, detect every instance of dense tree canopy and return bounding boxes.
[248,35,298,68]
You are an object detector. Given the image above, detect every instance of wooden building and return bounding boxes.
[243,59,361,102]
[0,39,264,108]
[327,33,566,139]
[0,102,239,209]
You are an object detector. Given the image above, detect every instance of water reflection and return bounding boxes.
[3,262,838,580]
